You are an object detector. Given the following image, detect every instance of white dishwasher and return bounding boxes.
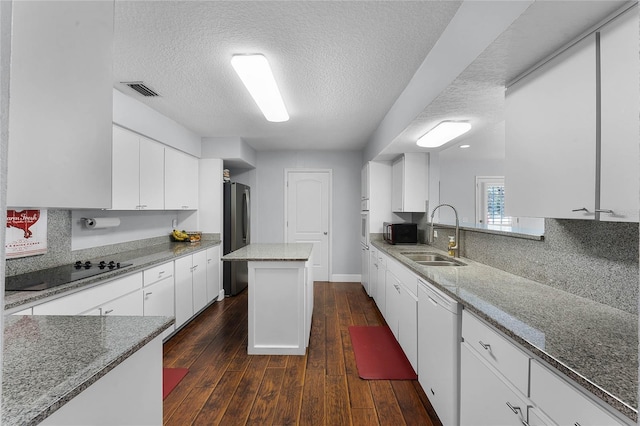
[418,279,462,426]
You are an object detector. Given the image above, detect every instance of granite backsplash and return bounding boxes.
[412,215,639,315]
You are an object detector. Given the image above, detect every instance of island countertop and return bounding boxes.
[2,314,174,426]
[221,243,313,262]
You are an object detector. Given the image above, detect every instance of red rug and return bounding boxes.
[163,367,189,399]
[348,325,417,380]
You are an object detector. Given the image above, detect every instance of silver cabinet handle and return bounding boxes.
[104,309,114,315]
[158,270,165,275]
[145,292,153,296]
[575,423,582,426]
[324,232,328,235]
[506,401,522,415]
[571,207,590,212]
[479,341,491,350]
[595,209,614,214]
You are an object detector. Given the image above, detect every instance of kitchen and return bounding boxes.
[0,1,638,425]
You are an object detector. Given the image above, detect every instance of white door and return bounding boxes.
[285,170,330,281]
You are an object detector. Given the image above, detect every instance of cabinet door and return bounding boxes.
[391,157,404,212]
[599,8,639,222]
[7,1,113,209]
[527,407,556,426]
[143,277,175,339]
[385,270,402,338]
[112,126,140,210]
[206,246,221,303]
[174,256,194,328]
[530,360,625,426]
[101,289,143,316]
[505,34,596,219]
[376,256,387,316]
[361,246,370,296]
[369,249,377,301]
[460,343,530,426]
[398,284,417,371]
[165,148,199,210]
[139,138,165,210]
[192,250,208,313]
[361,162,369,200]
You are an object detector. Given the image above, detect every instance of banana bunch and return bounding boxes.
[172,229,190,241]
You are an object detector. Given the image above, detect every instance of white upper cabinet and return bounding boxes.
[505,34,596,220]
[7,1,114,209]
[598,7,639,222]
[361,162,370,201]
[392,153,428,213]
[164,148,199,210]
[112,125,165,210]
[505,6,638,222]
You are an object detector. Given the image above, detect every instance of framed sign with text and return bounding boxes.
[6,209,47,258]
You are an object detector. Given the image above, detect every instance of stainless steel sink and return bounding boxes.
[400,252,466,266]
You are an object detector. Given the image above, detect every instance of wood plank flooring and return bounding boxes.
[163,282,442,426]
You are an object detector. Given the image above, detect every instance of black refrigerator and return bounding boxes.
[223,182,250,296]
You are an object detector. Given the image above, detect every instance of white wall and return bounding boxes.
[251,150,361,276]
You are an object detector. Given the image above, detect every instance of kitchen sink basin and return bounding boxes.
[400,252,466,266]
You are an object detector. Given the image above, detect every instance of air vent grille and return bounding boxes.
[122,81,159,97]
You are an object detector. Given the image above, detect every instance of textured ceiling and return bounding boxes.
[113,1,462,151]
[383,0,632,160]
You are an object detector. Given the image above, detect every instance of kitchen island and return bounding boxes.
[2,314,173,426]
[222,243,313,355]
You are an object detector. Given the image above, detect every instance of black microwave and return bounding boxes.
[383,222,418,245]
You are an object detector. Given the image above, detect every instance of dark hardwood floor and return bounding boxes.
[163,282,442,426]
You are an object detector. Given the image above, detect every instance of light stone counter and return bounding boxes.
[5,240,221,312]
[2,315,173,426]
[372,239,638,422]
[221,243,313,262]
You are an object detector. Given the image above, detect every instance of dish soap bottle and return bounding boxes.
[448,236,456,257]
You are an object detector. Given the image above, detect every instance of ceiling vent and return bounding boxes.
[122,81,159,97]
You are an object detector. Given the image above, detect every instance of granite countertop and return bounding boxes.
[221,243,313,261]
[2,315,174,426]
[372,239,638,422]
[4,240,221,311]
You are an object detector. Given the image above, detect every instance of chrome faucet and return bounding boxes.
[429,203,460,258]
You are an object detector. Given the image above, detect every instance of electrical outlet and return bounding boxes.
[172,219,177,228]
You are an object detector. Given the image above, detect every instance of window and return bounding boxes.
[476,176,512,226]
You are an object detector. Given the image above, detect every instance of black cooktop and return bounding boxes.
[6,260,133,292]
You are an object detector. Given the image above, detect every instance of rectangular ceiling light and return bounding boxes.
[231,54,289,122]
[416,121,471,148]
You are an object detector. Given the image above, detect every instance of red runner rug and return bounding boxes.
[163,367,189,399]
[348,325,417,380]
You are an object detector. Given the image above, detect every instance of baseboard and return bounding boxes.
[331,274,361,283]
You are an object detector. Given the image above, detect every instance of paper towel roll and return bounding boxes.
[83,217,121,229]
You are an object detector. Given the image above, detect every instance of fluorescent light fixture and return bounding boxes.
[231,54,289,122]
[416,121,471,148]
[459,144,471,149]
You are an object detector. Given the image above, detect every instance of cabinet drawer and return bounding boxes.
[386,255,418,296]
[461,310,530,394]
[143,261,174,287]
[33,273,143,315]
[530,360,625,426]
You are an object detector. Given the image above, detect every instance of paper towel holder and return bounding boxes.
[81,217,121,229]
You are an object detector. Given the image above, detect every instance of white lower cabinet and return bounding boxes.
[529,360,626,426]
[375,252,387,316]
[174,251,208,329]
[369,248,378,300]
[385,270,402,337]
[33,273,143,316]
[460,342,530,426]
[397,283,417,371]
[206,245,221,303]
[83,289,143,316]
[143,262,176,339]
[192,251,208,313]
